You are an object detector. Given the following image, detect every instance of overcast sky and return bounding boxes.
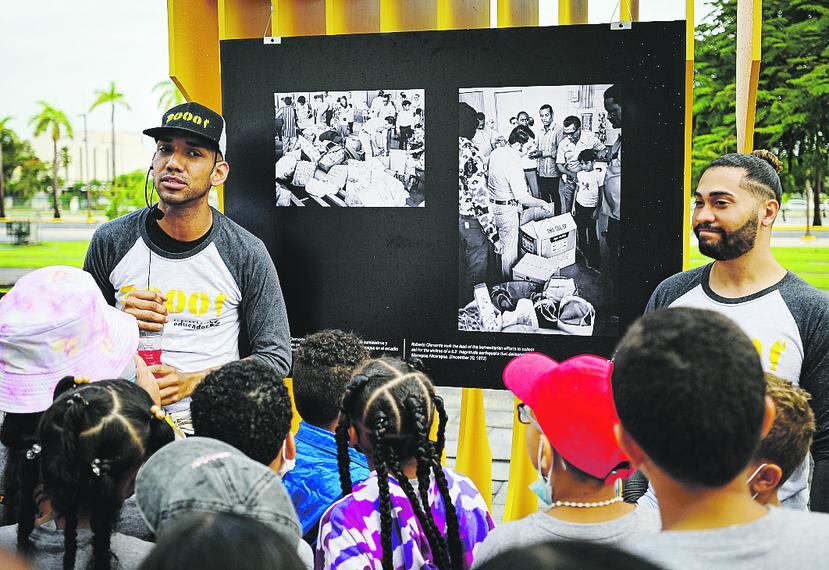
[1,0,713,139]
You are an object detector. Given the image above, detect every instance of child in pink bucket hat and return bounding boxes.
[0,266,139,413]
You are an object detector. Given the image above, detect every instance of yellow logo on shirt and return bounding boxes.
[752,338,788,373]
[120,286,228,317]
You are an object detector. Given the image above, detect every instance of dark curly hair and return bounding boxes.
[612,308,766,488]
[336,357,460,570]
[702,150,784,203]
[1,412,43,525]
[191,360,293,466]
[138,512,305,570]
[292,330,369,427]
[16,379,174,570]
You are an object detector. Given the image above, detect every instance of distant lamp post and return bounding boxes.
[79,113,93,222]
[804,186,815,241]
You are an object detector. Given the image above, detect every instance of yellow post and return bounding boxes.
[620,0,638,22]
[380,0,438,32]
[682,0,694,270]
[272,0,327,36]
[284,377,302,434]
[216,0,273,212]
[168,0,222,111]
[219,0,272,39]
[326,0,381,35]
[736,0,762,153]
[558,0,587,25]
[502,398,539,521]
[168,0,223,209]
[437,0,490,30]
[497,0,539,27]
[455,388,493,510]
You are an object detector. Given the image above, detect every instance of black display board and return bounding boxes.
[221,22,686,388]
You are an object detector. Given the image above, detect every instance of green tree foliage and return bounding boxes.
[0,116,11,217]
[105,169,148,219]
[694,0,829,225]
[90,81,130,185]
[29,101,73,219]
[60,145,71,182]
[153,80,185,111]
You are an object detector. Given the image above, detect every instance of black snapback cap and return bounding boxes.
[143,101,226,155]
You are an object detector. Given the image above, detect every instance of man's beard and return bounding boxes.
[695,215,758,260]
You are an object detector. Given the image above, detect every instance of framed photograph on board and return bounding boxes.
[221,22,686,388]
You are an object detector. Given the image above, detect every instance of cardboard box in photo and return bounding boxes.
[519,213,577,269]
[512,253,560,285]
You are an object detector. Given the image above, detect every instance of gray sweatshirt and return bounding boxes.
[84,207,291,412]
[630,506,829,569]
[0,524,152,569]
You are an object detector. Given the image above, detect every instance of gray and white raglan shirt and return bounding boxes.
[646,264,829,504]
[83,207,291,412]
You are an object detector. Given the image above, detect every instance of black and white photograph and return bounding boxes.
[273,89,426,207]
[458,83,622,336]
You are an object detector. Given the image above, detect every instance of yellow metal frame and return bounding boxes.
[736,0,762,153]
[167,0,757,522]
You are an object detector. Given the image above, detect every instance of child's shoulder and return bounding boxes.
[438,468,488,504]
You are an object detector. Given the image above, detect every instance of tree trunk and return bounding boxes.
[52,137,61,219]
[0,139,6,219]
[110,103,116,185]
[814,171,823,227]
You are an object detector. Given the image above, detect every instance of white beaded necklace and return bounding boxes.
[551,496,624,509]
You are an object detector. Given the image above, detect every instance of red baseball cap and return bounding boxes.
[503,353,632,484]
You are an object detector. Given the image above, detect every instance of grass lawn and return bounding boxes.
[691,247,829,290]
[0,241,826,291]
[0,241,89,269]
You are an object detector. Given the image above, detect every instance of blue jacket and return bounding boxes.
[282,422,370,536]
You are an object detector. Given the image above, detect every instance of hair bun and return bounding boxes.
[752,149,783,173]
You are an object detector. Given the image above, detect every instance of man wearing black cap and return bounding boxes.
[84,102,291,431]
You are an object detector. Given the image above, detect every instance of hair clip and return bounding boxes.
[353,374,369,383]
[150,405,166,421]
[90,458,109,477]
[25,444,42,461]
[406,356,425,372]
[68,393,89,407]
[73,377,90,385]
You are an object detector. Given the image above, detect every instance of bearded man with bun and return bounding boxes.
[645,150,829,512]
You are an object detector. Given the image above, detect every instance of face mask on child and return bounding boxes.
[529,440,557,506]
[746,463,768,500]
[277,444,296,477]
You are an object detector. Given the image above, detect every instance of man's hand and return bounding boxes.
[134,355,161,406]
[493,239,505,256]
[123,289,168,332]
[150,364,199,406]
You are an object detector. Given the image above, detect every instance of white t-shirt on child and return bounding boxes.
[575,164,606,208]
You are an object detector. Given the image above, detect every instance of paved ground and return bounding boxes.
[437,387,517,523]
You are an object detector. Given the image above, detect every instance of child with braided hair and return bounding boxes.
[316,357,493,570]
[0,379,175,570]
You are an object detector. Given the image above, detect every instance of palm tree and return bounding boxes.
[153,80,185,111]
[0,116,11,218]
[60,146,71,182]
[90,82,130,185]
[29,102,73,219]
